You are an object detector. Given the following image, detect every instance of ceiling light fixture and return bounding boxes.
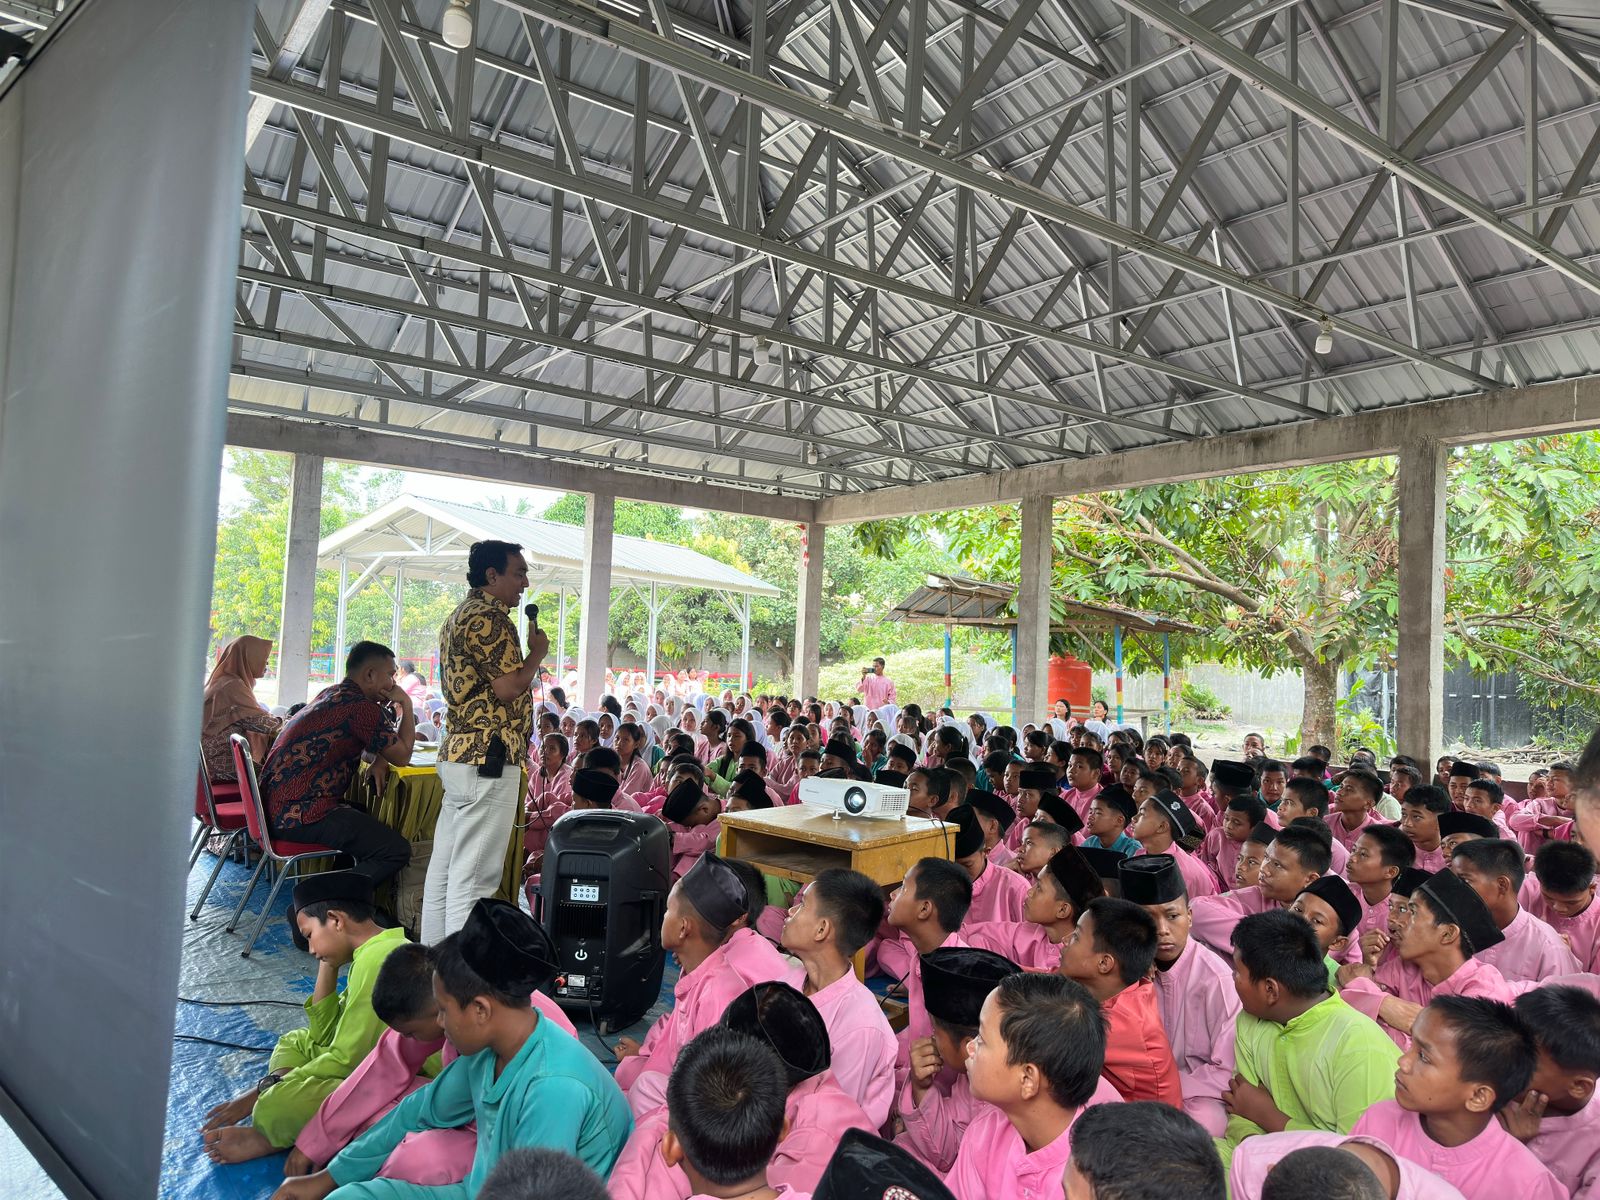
[442,0,473,49]
[1314,318,1333,355]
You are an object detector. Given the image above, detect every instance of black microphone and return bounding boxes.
[524,602,539,630]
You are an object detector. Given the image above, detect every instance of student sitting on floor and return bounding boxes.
[203,873,408,1165]
[287,942,579,1185]
[1120,854,1240,1136]
[270,898,631,1200]
[945,973,1107,1200]
[896,947,1021,1173]
[1449,838,1581,984]
[1508,984,1600,1198]
[1350,997,1566,1200]
[614,853,787,1118]
[1217,910,1400,1170]
[1522,842,1600,973]
[1079,783,1142,859]
[1233,1135,1464,1200]
[1129,789,1216,899]
[1190,825,1329,957]
[658,1027,801,1200]
[779,870,898,1128]
[946,804,1029,925]
[1399,785,1453,875]
[611,982,872,1200]
[1008,819,1070,880]
[883,859,973,1094]
[1339,868,1513,1046]
[1287,874,1363,980]
[1233,822,1274,890]
[1344,826,1417,964]
[1198,792,1269,892]
[965,788,1018,869]
[966,844,1104,972]
[1066,1101,1226,1200]
[1056,896,1183,1105]
[660,778,723,881]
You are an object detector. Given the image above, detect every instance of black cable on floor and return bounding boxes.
[178,996,303,1009]
[173,1034,274,1053]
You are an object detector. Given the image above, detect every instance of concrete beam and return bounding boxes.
[225,411,818,523]
[1015,495,1054,726]
[793,521,825,699]
[276,453,323,706]
[577,493,615,708]
[1396,439,1448,765]
[816,376,1600,523]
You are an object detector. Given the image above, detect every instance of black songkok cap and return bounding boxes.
[662,778,707,824]
[1449,761,1483,780]
[1096,784,1137,822]
[965,789,1016,834]
[459,897,560,994]
[919,946,1019,1029]
[1300,874,1362,937]
[1391,867,1430,897]
[572,767,619,807]
[1118,854,1186,906]
[1078,846,1128,896]
[1151,789,1201,842]
[874,769,908,789]
[947,804,986,858]
[825,735,862,764]
[288,871,375,952]
[1020,765,1058,792]
[678,852,748,932]
[1036,792,1084,834]
[730,769,773,809]
[1418,867,1505,955]
[1212,760,1258,790]
[1437,811,1498,841]
[813,1129,958,1200]
[1043,843,1107,913]
[1244,821,1277,847]
[721,980,830,1087]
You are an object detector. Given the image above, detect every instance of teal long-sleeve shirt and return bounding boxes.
[328,1015,632,1190]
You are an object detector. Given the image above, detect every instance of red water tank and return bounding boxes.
[1047,655,1093,718]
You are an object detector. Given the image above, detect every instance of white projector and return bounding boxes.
[798,776,911,820]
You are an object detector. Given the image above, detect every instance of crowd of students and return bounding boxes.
[198,673,1600,1200]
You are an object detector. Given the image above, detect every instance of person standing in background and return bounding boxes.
[859,657,897,710]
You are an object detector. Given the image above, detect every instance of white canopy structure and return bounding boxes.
[318,494,779,686]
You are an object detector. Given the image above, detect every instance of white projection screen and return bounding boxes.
[0,1,252,1196]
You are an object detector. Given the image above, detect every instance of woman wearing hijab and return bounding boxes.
[200,635,284,782]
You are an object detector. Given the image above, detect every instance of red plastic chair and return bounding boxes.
[225,733,343,957]
[189,749,251,919]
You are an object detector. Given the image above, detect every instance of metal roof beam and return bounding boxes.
[1112,0,1600,301]
[1490,0,1600,95]
[225,408,822,517]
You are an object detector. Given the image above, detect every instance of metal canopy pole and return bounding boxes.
[557,587,569,679]
[390,563,405,652]
[1010,628,1019,728]
[335,556,349,672]
[944,625,953,711]
[1114,623,1125,724]
[646,581,659,688]
[1162,632,1172,736]
[740,594,752,691]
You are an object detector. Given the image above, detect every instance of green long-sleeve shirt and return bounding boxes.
[328,1016,632,1191]
[1218,991,1399,1169]
[286,926,408,1086]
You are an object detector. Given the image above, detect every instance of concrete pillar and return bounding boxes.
[1396,438,1447,765]
[793,521,825,698]
[1015,493,1054,725]
[276,452,323,706]
[577,492,615,707]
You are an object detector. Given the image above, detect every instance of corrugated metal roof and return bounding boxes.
[317,493,780,595]
[230,0,1600,498]
[890,573,1202,633]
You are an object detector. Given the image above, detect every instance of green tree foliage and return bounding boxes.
[855,434,1600,747]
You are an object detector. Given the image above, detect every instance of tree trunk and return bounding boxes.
[1301,658,1339,750]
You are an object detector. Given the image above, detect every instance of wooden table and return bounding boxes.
[719,805,955,978]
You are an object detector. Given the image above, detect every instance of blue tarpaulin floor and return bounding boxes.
[164,850,674,1200]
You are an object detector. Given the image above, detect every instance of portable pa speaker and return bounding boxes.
[534,809,672,1034]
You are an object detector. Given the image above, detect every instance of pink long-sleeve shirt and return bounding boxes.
[784,965,898,1129]
[1351,1099,1569,1200]
[1189,884,1277,958]
[616,755,653,800]
[1230,1131,1467,1200]
[614,928,788,1117]
[1061,785,1099,823]
[524,764,573,861]
[1198,827,1246,892]
[946,1102,1098,1200]
[1525,1091,1600,1200]
[1326,808,1386,852]
[894,931,967,1098]
[895,1070,979,1174]
[1475,907,1582,983]
[666,817,723,881]
[294,992,576,1179]
[1521,877,1600,973]
[963,921,1065,973]
[1341,955,1514,1047]
[610,1074,867,1200]
[1152,935,1241,1136]
[966,860,1029,926]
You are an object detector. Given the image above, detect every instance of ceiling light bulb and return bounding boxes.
[442,0,473,49]
[1314,318,1333,355]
